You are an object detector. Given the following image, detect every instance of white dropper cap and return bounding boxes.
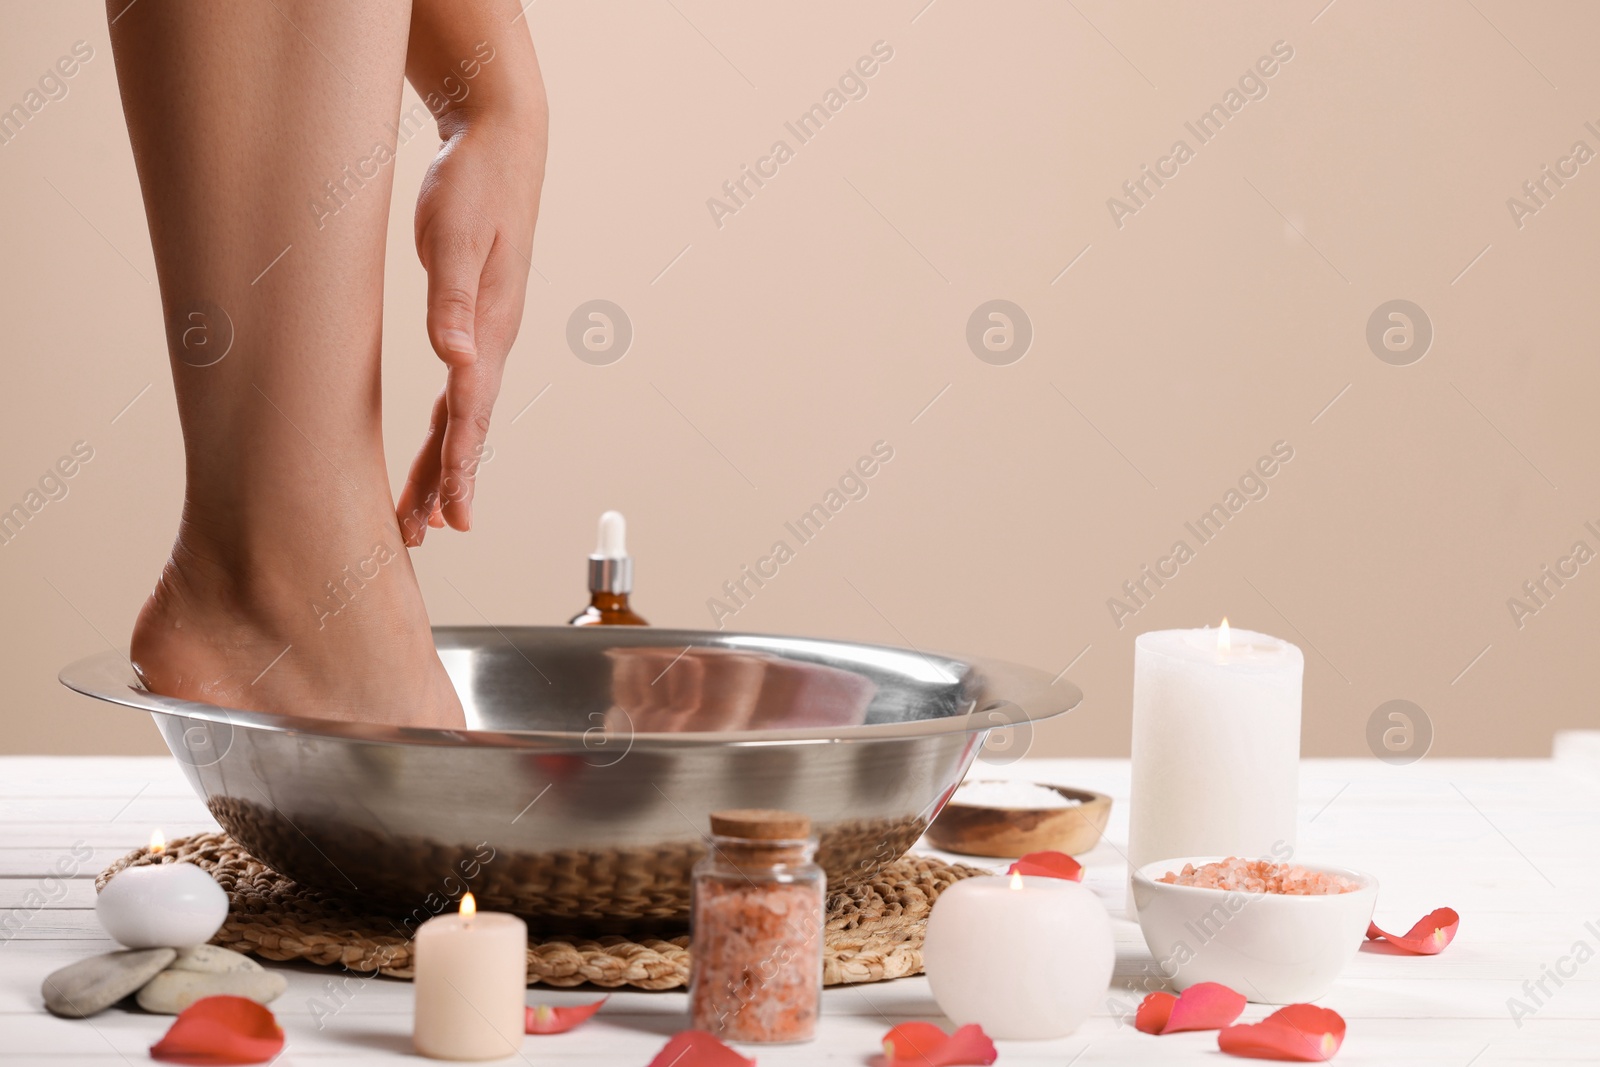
[588,511,632,593]
[595,510,627,559]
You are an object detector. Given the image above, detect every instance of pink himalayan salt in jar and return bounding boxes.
[690,809,825,1043]
[1158,857,1359,894]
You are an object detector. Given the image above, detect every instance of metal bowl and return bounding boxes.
[61,626,1080,927]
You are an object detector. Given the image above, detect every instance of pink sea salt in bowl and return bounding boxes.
[1131,856,1378,1004]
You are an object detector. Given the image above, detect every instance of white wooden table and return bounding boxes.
[2,754,1596,1064]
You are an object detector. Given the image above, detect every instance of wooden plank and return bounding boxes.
[0,798,214,824]
[0,912,109,939]
[0,824,218,848]
[0,777,195,800]
[0,848,129,879]
[0,878,97,908]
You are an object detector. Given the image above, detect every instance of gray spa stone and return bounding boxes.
[166,945,263,975]
[135,966,287,1015]
[42,947,177,1018]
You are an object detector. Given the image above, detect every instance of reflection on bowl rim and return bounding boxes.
[58,625,1082,751]
[1133,856,1379,899]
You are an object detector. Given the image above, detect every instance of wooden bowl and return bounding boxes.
[924,782,1113,858]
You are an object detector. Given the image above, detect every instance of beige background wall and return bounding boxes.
[1,1,1596,759]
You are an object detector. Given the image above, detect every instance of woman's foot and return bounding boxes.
[130,514,464,728]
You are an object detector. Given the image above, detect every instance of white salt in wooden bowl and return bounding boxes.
[925,780,1112,858]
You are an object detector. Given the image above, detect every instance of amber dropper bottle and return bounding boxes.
[569,510,648,626]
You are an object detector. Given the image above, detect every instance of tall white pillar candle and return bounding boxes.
[1128,625,1303,887]
[413,894,527,1061]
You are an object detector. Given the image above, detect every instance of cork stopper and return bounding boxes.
[709,809,811,841]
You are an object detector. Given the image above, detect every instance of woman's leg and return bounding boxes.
[109,0,462,724]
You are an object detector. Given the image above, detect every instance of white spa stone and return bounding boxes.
[136,966,287,1014]
[166,944,263,974]
[41,948,176,1018]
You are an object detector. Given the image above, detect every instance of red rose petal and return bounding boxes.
[149,995,285,1065]
[1006,850,1083,882]
[1134,991,1176,1034]
[1218,1004,1346,1062]
[645,1031,753,1067]
[876,1022,997,1066]
[525,995,607,1034]
[1366,907,1459,955]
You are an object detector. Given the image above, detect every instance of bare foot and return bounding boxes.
[130,515,464,728]
[103,0,532,733]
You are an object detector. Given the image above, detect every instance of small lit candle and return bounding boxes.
[921,873,1114,1040]
[95,830,229,949]
[1128,622,1304,904]
[413,893,528,1061]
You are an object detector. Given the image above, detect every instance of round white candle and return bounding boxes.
[1128,624,1304,893]
[96,834,227,949]
[413,894,527,1061]
[922,874,1113,1040]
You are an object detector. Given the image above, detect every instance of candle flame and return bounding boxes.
[149,829,166,854]
[1218,617,1231,652]
[1009,871,1024,890]
[460,892,476,919]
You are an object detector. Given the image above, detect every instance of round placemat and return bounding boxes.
[97,833,988,990]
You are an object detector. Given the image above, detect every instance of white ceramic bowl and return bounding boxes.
[1131,856,1377,1004]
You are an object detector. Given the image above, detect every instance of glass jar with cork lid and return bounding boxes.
[689,808,826,1044]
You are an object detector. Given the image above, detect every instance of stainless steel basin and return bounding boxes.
[60,626,1080,928]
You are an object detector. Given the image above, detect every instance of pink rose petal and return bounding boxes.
[875,1022,998,1066]
[645,1031,753,1067]
[1137,982,1247,1034]
[1168,982,1249,1033]
[1366,907,1459,955]
[525,995,607,1034]
[1219,1004,1346,1062]
[1006,850,1083,882]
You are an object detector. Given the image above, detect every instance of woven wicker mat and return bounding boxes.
[97,832,988,991]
